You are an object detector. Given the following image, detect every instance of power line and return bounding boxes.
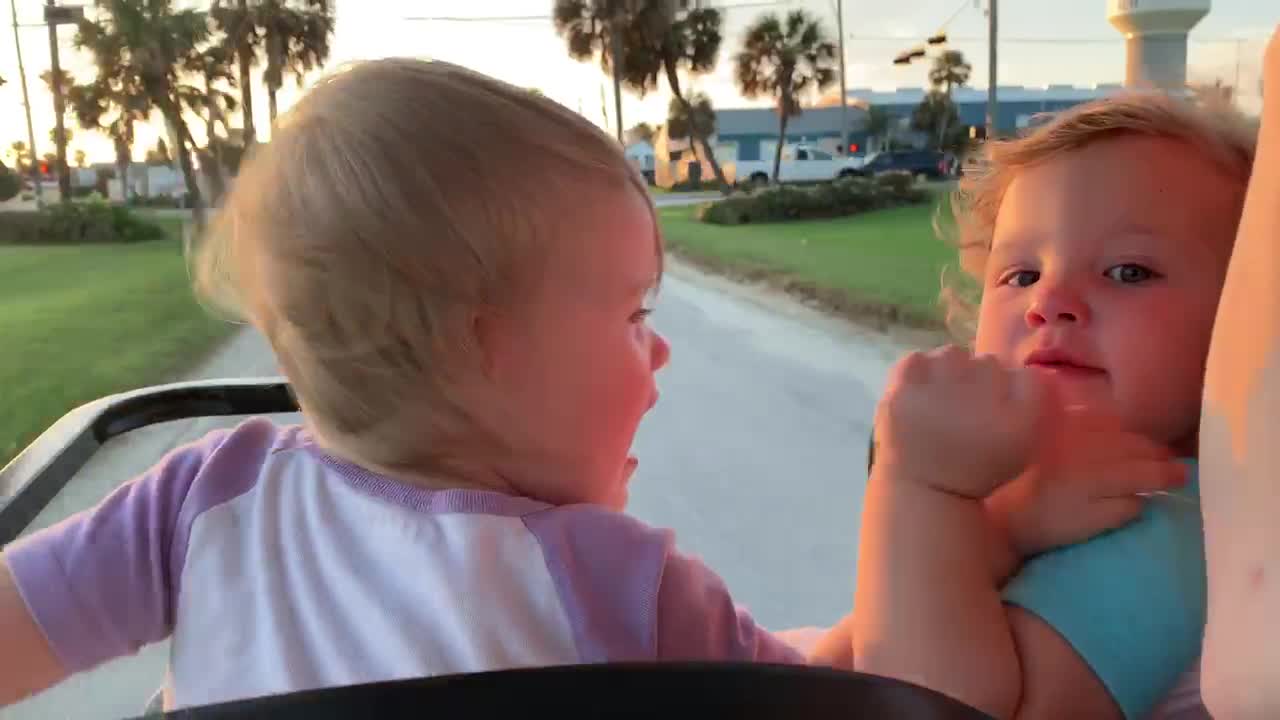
[404,1,788,23]
[937,0,971,30]
[851,33,1265,45]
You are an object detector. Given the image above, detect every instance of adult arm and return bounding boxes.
[1199,27,1280,719]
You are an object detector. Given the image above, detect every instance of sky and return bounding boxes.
[1,0,1275,164]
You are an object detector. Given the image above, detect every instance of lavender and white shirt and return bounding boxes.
[4,417,803,710]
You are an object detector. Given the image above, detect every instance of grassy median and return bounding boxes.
[658,191,962,330]
[0,220,236,467]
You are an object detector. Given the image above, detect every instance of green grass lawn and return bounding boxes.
[658,195,962,328]
[0,220,238,467]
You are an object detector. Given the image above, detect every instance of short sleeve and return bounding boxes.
[2,428,233,673]
[656,549,807,665]
[522,505,805,666]
[1002,460,1205,720]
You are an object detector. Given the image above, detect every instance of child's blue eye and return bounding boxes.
[1104,264,1156,284]
[1000,270,1039,287]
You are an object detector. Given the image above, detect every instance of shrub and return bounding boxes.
[669,178,732,193]
[128,192,195,209]
[874,170,915,195]
[0,166,20,203]
[699,175,928,226]
[0,202,167,245]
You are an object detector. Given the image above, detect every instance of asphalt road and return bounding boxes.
[2,259,914,720]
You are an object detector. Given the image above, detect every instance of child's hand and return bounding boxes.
[874,345,1049,499]
[986,405,1187,560]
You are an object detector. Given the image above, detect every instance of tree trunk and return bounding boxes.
[204,85,229,204]
[162,98,206,229]
[116,160,129,202]
[267,30,281,125]
[203,119,228,205]
[664,63,730,194]
[237,0,256,146]
[773,113,789,184]
[111,134,130,203]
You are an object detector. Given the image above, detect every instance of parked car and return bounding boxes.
[734,143,868,186]
[855,150,949,180]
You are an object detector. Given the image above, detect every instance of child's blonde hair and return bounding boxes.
[192,57,656,472]
[940,91,1257,339]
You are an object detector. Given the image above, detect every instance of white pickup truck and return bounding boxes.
[732,143,868,185]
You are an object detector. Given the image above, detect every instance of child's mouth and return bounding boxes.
[1029,361,1106,377]
[1024,348,1105,377]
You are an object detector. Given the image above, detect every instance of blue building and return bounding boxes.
[708,84,1122,164]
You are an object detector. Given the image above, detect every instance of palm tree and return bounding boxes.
[553,0,643,141]
[559,1,731,190]
[928,50,971,96]
[626,121,654,145]
[735,10,837,183]
[638,1,730,190]
[8,141,28,173]
[210,0,333,140]
[911,90,960,150]
[73,149,87,168]
[179,45,240,203]
[212,0,259,145]
[926,50,970,148]
[41,69,76,189]
[863,104,890,149]
[75,0,212,227]
[666,93,715,167]
[65,71,150,204]
[48,126,73,147]
[259,0,333,125]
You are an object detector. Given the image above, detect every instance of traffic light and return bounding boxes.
[893,46,926,65]
[39,161,49,175]
[848,143,859,154]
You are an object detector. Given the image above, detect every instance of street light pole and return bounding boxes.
[46,0,71,203]
[10,0,43,206]
[986,0,998,138]
[609,15,625,144]
[836,0,849,155]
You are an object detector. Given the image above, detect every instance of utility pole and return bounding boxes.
[836,0,849,154]
[44,0,83,203]
[11,0,43,206]
[985,0,998,139]
[609,19,625,144]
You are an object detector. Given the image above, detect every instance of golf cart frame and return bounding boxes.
[0,379,991,719]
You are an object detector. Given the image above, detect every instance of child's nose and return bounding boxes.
[1025,284,1090,327]
[650,329,671,371]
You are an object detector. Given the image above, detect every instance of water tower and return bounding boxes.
[1107,0,1211,90]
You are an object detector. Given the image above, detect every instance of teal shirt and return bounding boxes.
[1002,460,1205,720]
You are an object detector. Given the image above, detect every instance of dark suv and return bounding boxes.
[857,150,949,179]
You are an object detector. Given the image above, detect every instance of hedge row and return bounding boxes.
[0,202,168,245]
[698,171,929,226]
